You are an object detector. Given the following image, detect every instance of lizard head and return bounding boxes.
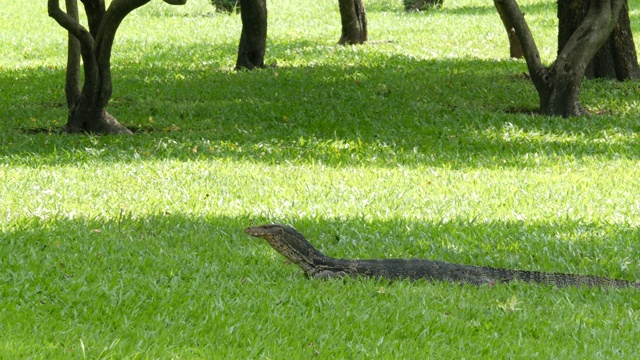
[245,224,328,273]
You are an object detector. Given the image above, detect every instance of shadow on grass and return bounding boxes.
[3,213,639,284]
[367,0,555,15]
[444,0,555,16]
[1,43,639,168]
[3,212,639,358]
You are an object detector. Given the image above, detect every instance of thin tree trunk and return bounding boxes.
[494,1,523,58]
[492,0,548,95]
[80,0,106,38]
[338,0,367,45]
[65,0,81,109]
[236,0,267,70]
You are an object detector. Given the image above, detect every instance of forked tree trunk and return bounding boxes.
[236,0,267,70]
[49,0,186,134]
[338,0,367,45]
[558,0,639,80]
[494,1,523,58]
[494,0,624,117]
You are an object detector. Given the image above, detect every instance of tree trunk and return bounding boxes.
[404,0,443,11]
[49,0,185,134]
[65,0,81,109]
[494,0,624,117]
[607,1,639,80]
[236,0,267,70]
[558,0,639,80]
[494,1,523,58]
[48,0,130,134]
[338,0,367,45]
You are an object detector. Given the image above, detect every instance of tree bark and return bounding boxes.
[558,0,639,80]
[236,0,267,70]
[494,0,624,117]
[494,1,523,58]
[338,0,367,45]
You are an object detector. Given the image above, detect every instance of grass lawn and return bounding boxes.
[2,0,640,358]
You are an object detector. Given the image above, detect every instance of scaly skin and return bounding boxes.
[245,224,639,288]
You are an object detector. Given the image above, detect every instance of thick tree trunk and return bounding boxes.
[236,0,267,70]
[607,2,639,80]
[338,0,367,45]
[66,107,131,134]
[558,0,639,80]
[494,1,523,58]
[494,0,623,117]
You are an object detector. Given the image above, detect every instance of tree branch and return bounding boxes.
[48,0,94,51]
[80,0,106,39]
[493,1,523,58]
[492,0,549,93]
[94,0,152,106]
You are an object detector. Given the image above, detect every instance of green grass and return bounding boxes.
[2,0,640,358]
